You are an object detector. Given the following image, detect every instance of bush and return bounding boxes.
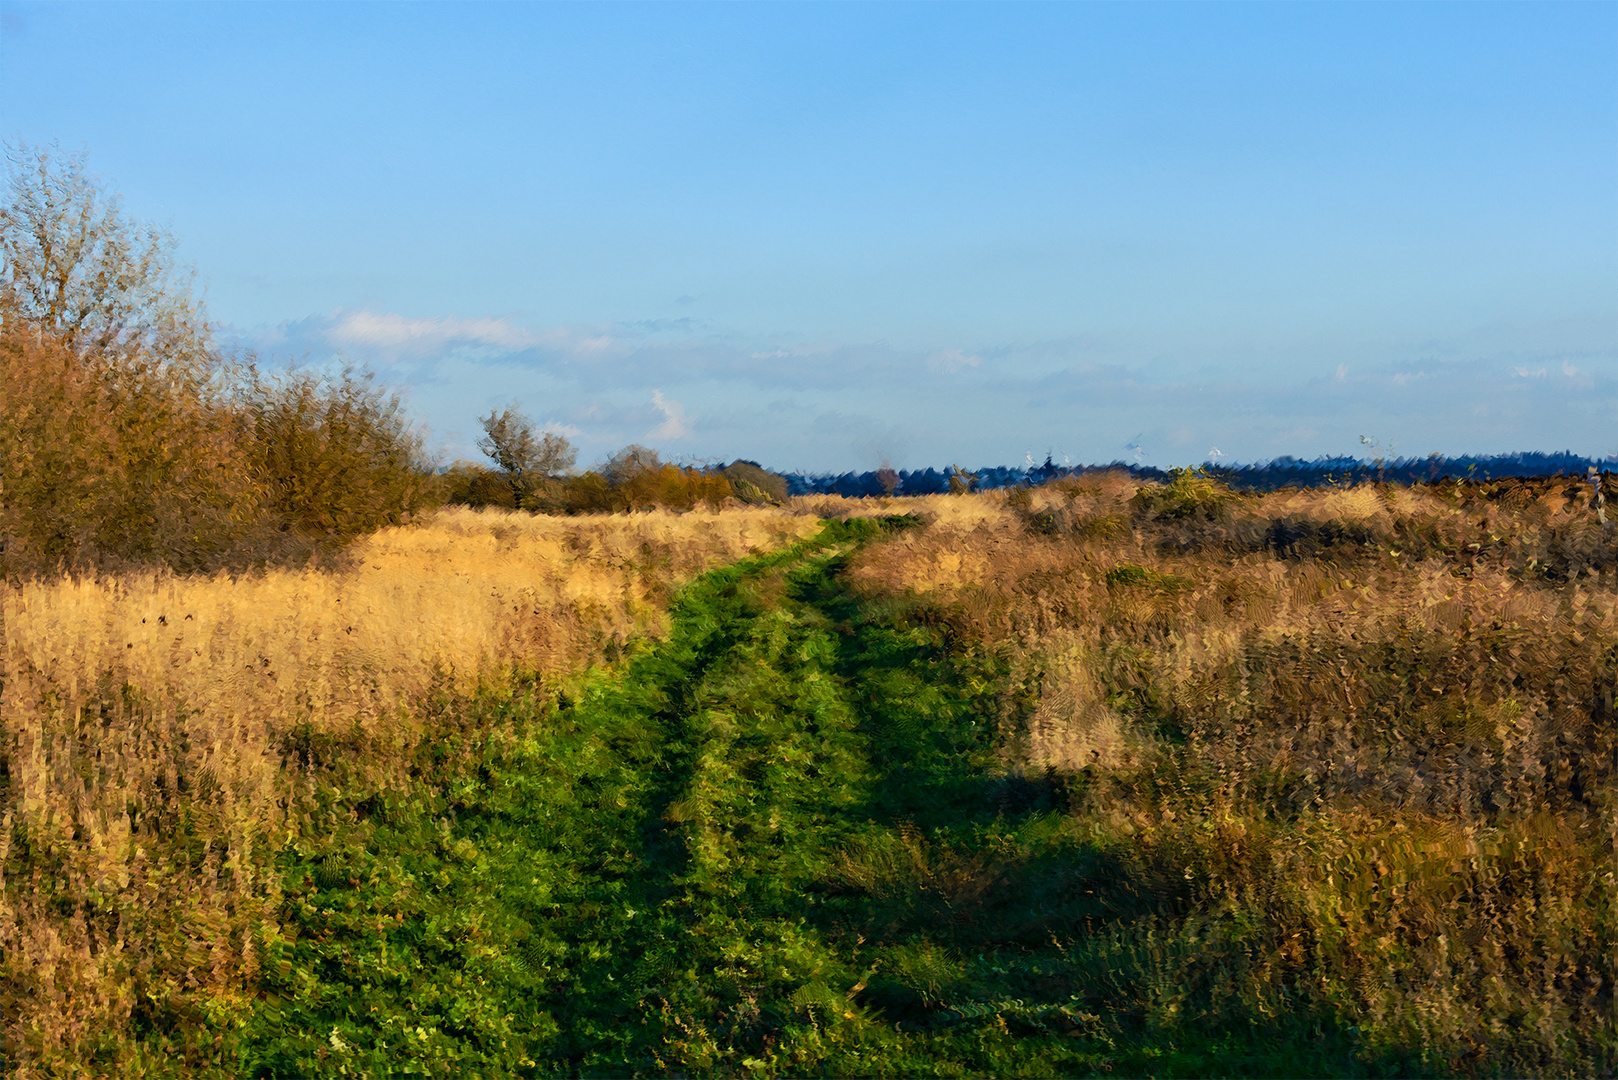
[617,462,731,512]
[553,447,734,514]
[563,471,616,514]
[440,460,518,509]
[1131,466,1238,520]
[242,366,438,541]
[721,460,790,504]
[1,144,440,576]
[0,326,258,574]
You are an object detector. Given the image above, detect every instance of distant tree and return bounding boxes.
[477,406,577,510]
[600,444,662,488]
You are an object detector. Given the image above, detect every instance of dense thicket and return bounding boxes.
[0,144,434,577]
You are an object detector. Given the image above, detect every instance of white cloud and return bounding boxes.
[228,307,1617,471]
[649,390,692,441]
[240,309,634,369]
[330,310,539,353]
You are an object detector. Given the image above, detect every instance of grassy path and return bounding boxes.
[238,517,1409,1077]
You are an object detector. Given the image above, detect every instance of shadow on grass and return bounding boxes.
[243,516,1434,1078]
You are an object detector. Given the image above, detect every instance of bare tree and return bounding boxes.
[601,444,662,487]
[1,142,246,575]
[0,141,212,373]
[477,406,576,510]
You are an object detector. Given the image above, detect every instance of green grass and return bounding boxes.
[231,516,1428,1077]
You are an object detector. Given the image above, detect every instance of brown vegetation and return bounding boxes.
[840,472,1616,1072]
[1,143,436,580]
[444,445,787,517]
[0,504,825,1071]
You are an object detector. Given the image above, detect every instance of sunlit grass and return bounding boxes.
[3,475,1612,1076]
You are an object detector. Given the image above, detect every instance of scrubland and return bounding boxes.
[6,143,1611,1077]
[0,505,823,1073]
[842,472,1615,1074]
[1,472,1613,1078]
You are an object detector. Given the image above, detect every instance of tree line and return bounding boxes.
[782,452,1617,498]
[0,144,789,579]
[443,411,788,516]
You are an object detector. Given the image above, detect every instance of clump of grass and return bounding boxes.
[1132,466,1241,521]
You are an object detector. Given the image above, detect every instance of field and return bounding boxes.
[1,476,1614,1077]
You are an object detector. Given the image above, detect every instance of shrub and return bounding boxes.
[1131,466,1238,520]
[440,460,517,509]
[0,326,258,574]
[1,144,440,576]
[721,459,789,504]
[618,462,731,512]
[563,471,616,514]
[242,366,438,541]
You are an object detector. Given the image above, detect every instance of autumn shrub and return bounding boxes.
[562,470,616,514]
[720,459,790,504]
[439,460,517,509]
[1131,464,1241,521]
[0,327,260,575]
[563,447,733,514]
[1,145,441,577]
[240,365,437,542]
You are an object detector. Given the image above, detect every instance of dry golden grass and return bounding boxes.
[842,474,1617,1072]
[0,504,825,1072]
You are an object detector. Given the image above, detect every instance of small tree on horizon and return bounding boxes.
[477,406,576,510]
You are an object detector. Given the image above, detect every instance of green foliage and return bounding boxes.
[1105,563,1195,591]
[1133,466,1239,520]
[224,517,1437,1077]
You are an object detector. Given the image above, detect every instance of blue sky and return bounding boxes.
[2,2,1613,472]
